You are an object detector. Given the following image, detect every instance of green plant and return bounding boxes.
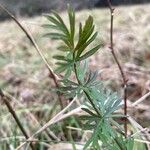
[42,5,142,149]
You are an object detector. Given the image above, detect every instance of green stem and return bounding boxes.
[73,63,101,116]
[83,90,101,117]
[73,62,82,85]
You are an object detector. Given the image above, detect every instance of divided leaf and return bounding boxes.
[77,44,101,61]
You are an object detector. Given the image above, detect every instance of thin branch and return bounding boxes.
[3,90,59,141]
[128,114,150,149]
[134,139,150,145]
[131,128,148,138]
[0,4,64,109]
[0,89,35,150]
[16,98,81,150]
[132,92,150,106]
[107,0,128,137]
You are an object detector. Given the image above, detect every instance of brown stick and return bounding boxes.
[107,0,128,137]
[0,4,64,109]
[0,89,35,150]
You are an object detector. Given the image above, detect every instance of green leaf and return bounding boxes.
[81,108,98,117]
[83,124,96,130]
[83,133,95,150]
[44,13,72,48]
[44,32,67,40]
[83,120,103,150]
[82,25,95,44]
[80,60,88,82]
[86,32,98,47]
[104,98,122,117]
[86,71,99,85]
[74,23,83,51]
[59,79,78,86]
[53,55,67,61]
[126,138,134,150]
[51,11,70,36]
[78,44,101,61]
[42,24,66,34]
[55,65,68,73]
[80,115,99,121]
[68,5,75,47]
[57,45,71,51]
[44,14,60,25]
[55,61,73,73]
[110,119,124,135]
[75,62,85,83]
[75,16,94,51]
[58,86,78,92]
[64,67,72,79]
[82,16,94,37]
[43,15,68,36]
[75,32,98,59]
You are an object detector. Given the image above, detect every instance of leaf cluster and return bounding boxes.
[43,6,100,75]
[43,6,143,150]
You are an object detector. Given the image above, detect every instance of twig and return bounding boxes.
[15,98,81,150]
[16,106,82,149]
[132,92,150,106]
[131,128,148,138]
[134,139,150,145]
[0,4,64,109]
[3,90,59,141]
[0,89,35,150]
[128,114,150,149]
[107,0,128,137]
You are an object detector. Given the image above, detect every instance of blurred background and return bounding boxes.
[0,0,150,20]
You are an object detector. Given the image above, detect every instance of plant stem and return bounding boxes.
[0,90,35,150]
[73,63,101,116]
[0,4,64,110]
[73,62,82,85]
[74,69,123,149]
[107,0,128,137]
[83,90,101,117]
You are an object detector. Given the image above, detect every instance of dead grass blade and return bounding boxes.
[2,90,59,141]
[0,89,35,150]
[132,92,150,106]
[16,98,82,150]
